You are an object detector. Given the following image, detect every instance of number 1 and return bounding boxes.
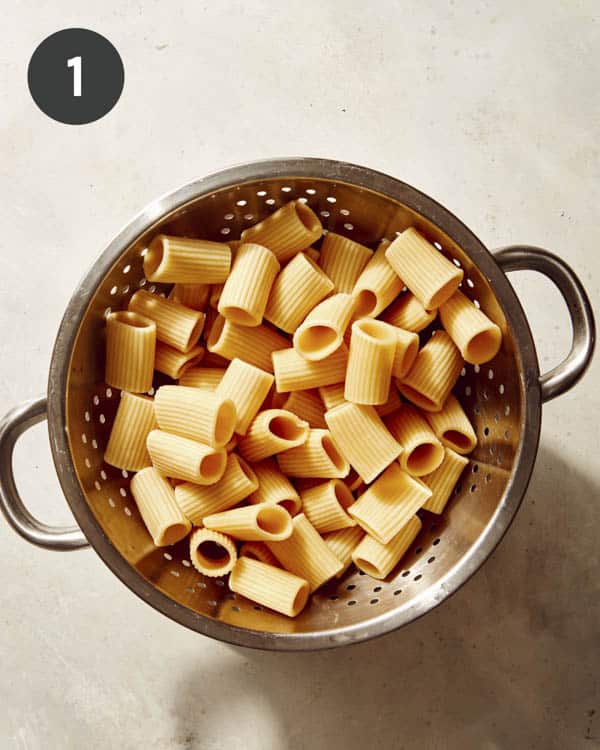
[67,56,82,97]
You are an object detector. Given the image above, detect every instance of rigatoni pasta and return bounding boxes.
[229,557,309,617]
[154,385,236,448]
[238,409,309,462]
[104,392,156,471]
[169,283,211,310]
[130,467,191,546]
[218,243,280,326]
[385,406,444,477]
[324,526,365,577]
[154,342,204,379]
[144,235,231,284]
[128,290,205,353]
[383,291,437,332]
[105,311,156,393]
[272,345,348,392]
[215,358,274,435]
[352,239,404,317]
[247,459,302,515]
[293,293,356,361]
[352,516,422,579]
[146,429,227,484]
[319,232,373,293]
[422,447,469,514]
[178,366,226,389]
[207,315,288,372]
[281,390,327,428]
[385,227,463,310]
[345,319,397,405]
[277,429,349,479]
[203,504,293,542]
[300,479,356,533]
[189,528,237,577]
[264,252,334,333]
[239,541,281,567]
[424,393,477,454]
[439,289,502,364]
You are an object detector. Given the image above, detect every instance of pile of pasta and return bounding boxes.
[104,200,502,618]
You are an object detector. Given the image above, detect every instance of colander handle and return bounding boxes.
[494,246,596,402]
[0,396,89,550]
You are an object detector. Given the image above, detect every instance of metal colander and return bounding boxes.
[0,159,594,650]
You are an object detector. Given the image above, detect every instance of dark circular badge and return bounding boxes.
[27,28,124,125]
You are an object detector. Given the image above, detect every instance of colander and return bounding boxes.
[0,158,594,651]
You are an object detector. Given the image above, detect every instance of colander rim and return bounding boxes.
[46,157,542,650]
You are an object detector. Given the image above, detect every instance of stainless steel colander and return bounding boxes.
[0,159,594,650]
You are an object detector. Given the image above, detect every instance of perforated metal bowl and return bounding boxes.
[0,159,594,650]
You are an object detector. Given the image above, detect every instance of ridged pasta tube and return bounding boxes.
[293,293,356,361]
[345,319,397,405]
[207,315,288,372]
[143,234,231,284]
[105,311,156,393]
[154,385,236,448]
[324,526,365,576]
[300,479,356,533]
[218,243,280,326]
[382,292,437,332]
[352,238,404,317]
[272,345,348,392]
[130,467,191,546]
[169,283,211,310]
[128,290,205,353]
[189,528,237,577]
[146,429,227,484]
[352,516,422,579]
[277,429,349,478]
[203,504,293,542]
[439,290,502,364]
[178,366,226,389]
[104,392,156,471]
[247,458,302,515]
[229,557,309,617]
[239,541,281,567]
[424,393,477,454]
[154,342,204,379]
[319,232,373,293]
[385,406,445,477]
[422,447,469,514]
[238,409,309,462]
[241,200,323,263]
[281,390,327,429]
[215,358,274,435]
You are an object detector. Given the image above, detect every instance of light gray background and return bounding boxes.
[1,1,599,748]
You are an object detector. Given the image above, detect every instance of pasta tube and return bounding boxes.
[422,447,469,514]
[229,557,309,617]
[104,392,156,471]
[169,283,211,311]
[385,227,463,310]
[207,315,288,372]
[424,393,477,454]
[293,293,356,361]
[277,429,350,478]
[154,342,204,379]
[130,467,191,546]
[324,526,365,576]
[374,386,402,418]
[239,541,281,567]
[238,409,309,462]
[215,358,274,434]
[348,463,431,544]
[203,504,293,542]
[247,458,302,515]
[300,479,356,533]
[382,292,437,332]
[319,232,373,293]
[178,366,226,389]
[218,242,280,326]
[146,429,227,484]
[318,383,346,410]
[397,331,463,412]
[345,319,397,405]
[352,516,422,579]
[272,345,348,392]
[383,324,419,379]
[324,402,402,483]
[385,406,444,476]
[154,385,236,448]
[105,311,156,393]
[439,290,502,364]
[266,513,344,591]
[352,238,404,317]
[174,454,258,523]
[189,528,237,577]
[281,390,326,428]
[264,252,334,333]
[143,234,231,284]
[128,290,205,353]
[240,200,323,263]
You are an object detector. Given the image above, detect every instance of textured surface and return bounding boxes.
[1,1,599,748]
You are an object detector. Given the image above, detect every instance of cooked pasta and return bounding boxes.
[218,243,280,326]
[324,526,365,577]
[293,293,356,361]
[319,232,373,293]
[214,358,274,435]
[207,315,288,372]
[300,479,356,533]
[281,390,326,428]
[104,392,156,471]
[277,429,350,478]
[348,463,431,543]
[272,345,348,392]
[352,238,404,317]
[397,331,463,412]
[304,247,320,263]
[345,319,397,405]
[154,342,205,379]
[385,324,419,379]
[324,402,402,483]
[238,409,309,462]
[144,234,231,284]
[189,528,237,577]
[352,515,422,579]
[130,467,191,546]
[374,386,402,418]
[266,513,344,591]
[203,504,293,542]
[385,406,444,476]
[128,290,205,353]
[239,541,281,567]
[247,459,302,515]
[105,311,156,393]
[424,393,477,454]
[209,284,223,310]
[169,283,211,311]
[178,366,226,389]
[173,453,258,523]
[229,557,309,617]
[318,383,346,410]
[264,252,334,333]
[383,291,438,332]
[422,447,469,514]
[146,429,227,484]
[154,385,236,448]
[439,289,502,364]
[241,200,323,263]
[385,227,463,310]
